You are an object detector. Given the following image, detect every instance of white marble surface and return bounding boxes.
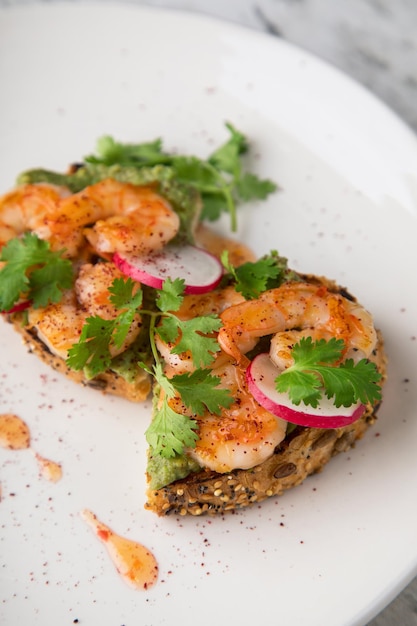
[1,1,416,624]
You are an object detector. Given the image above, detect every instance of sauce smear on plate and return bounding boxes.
[81,509,159,590]
[0,412,63,482]
[0,413,31,449]
[34,452,63,482]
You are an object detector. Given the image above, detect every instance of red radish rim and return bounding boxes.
[2,300,32,314]
[246,353,366,429]
[113,245,223,294]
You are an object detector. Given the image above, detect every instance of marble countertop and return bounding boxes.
[1,1,416,624]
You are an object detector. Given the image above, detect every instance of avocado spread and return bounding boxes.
[147,449,201,490]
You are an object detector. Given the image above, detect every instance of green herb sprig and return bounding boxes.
[275,336,382,408]
[221,249,299,299]
[86,123,276,231]
[66,277,143,378]
[17,123,277,232]
[67,276,233,458]
[0,232,73,311]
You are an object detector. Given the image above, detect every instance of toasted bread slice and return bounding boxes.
[145,276,387,516]
[5,315,151,402]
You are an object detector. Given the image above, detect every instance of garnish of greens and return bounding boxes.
[275,336,382,408]
[221,249,300,299]
[0,233,73,312]
[17,122,277,232]
[0,124,383,459]
[67,276,233,458]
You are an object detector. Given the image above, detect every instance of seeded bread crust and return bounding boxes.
[5,316,151,402]
[145,276,387,516]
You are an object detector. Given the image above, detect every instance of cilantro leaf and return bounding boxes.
[222,250,293,299]
[170,369,233,415]
[291,336,345,367]
[107,277,143,348]
[0,233,73,311]
[155,277,185,313]
[156,315,221,368]
[208,122,248,174]
[171,156,219,189]
[275,336,382,408]
[323,358,383,407]
[29,258,73,308]
[152,362,176,398]
[235,172,277,202]
[86,135,168,166]
[66,315,116,378]
[199,194,226,222]
[277,369,323,407]
[108,276,142,310]
[145,396,198,458]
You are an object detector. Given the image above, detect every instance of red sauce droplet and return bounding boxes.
[81,509,158,590]
[0,413,31,450]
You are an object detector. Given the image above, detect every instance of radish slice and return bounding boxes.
[113,245,223,294]
[2,300,32,314]
[246,353,366,429]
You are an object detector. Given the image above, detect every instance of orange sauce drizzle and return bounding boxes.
[81,509,159,590]
[34,452,63,482]
[1,414,159,589]
[0,413,31,450]
[0,412,62,482]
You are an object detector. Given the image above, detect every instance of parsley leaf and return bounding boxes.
[0,233,73,311]
[275,336,382,408]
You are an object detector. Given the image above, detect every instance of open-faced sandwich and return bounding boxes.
[0,126,386,516]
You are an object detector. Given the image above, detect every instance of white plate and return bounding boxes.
[1,4,417,625]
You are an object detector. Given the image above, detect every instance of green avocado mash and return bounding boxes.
[146,449,201,490]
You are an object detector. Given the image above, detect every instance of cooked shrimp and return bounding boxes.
[0,179,179,258]
[175,285,246,321]
[15,179,179,258]
[81,181,180,257]
[218,281,377,367]
[0,184,70,248]
[45,180,179,257]
[28,262,142,359]
[176,359,287,473]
